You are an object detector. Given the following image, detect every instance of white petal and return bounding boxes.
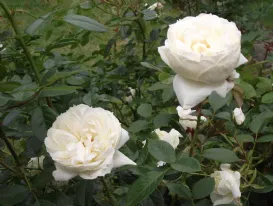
[53,163,77,181]
[236,53,248,67]
[157,161,166,167]
[112,151,136,168]
[210,191,234,206]
[220,164,231,171]
[158,46,172,68]
[79,168,111,180]
[117,129,130,149]
[173,75,234,109]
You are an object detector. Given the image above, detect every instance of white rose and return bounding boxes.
[27,156,45,176]
[210,164,241,206]
[154,128,182,167]
[125,87,136,103]
[45,104,136,181]
[154,128,182,149]
[233,108,245,125]
[177,106,206,130]
[158,14,247,109]
[148,2,164,10]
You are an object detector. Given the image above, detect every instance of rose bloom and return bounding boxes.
[210,164,241,205]
[158,14,247,109]
[177,106,206,129]
[233,107,245,125]
[154,128,182,167]
[45,104,136,181]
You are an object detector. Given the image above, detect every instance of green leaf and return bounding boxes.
[237,80,256,99]
[3,110,21,126]
[137,103,152,117]
[153,113,172,128]
[166,183,192,198]
[256,134,273,143]
[262,91,273,104]
[75,180,95,206]
[141,62,161,71]
[41,105,58,128]
[162,85,174,102]
[171,157,201,173]
[0,82,21,92]
[25,12,52,35]
[148,139,176,163]
[256,77,272,92]
[236,134,254,143]
[249,111,273,134]
[129,120,149,133]
[209,92,230,112]
[192,177,215,199]
[0,185,30,205]
[126,169,168,206]
[148,82,168,91]
[64,15,107,32]
[46,69,90,83]
[203,148,239,162]
[31,107,48,141]
[82,92,92,106]
[215,112,231,121]
[41,86,80,97]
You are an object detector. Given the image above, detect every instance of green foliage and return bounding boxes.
[0,0,273,206]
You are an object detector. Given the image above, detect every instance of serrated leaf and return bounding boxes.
[0,82,21,92]
[249,111,273,134]
[236,80,256,99]
[192,177,215,199]
[0,185,30,205]
[41,86,80,97]
[64,15,107,32]
[137,103,152,117]
[126,169,168,206]
[209,92,230,112]
[31,107,48,141]
[261,91,273,104]
[129,120,149,133]
[167,183,192,198]
[256,134,273,143]
[236,134,254,143]
[171,157,201,173]
[148,139,176,163]
[203,148,239,162]
[215,112,231,121]
[3,110,21,126]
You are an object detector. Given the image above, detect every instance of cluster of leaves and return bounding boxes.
[1,0,273,206]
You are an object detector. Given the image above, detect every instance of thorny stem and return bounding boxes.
[189,104,202,157]
[101,177,119,206]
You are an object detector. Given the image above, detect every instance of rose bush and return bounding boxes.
[158,14,248,108]
[1,1,273,206]
[45,104,136,181]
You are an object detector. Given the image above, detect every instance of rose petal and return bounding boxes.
[173,74,234,109]
[53,163,77,181]
[236,53,248,67]
[220,164,231,171]
[79,168,111,180]
[112,151,136,168]
[210,191,234,206]
[117,129,130,149]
